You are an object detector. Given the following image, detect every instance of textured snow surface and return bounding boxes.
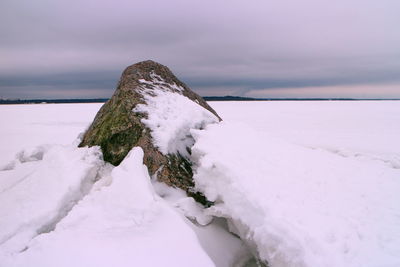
[0,103,249,267]
[192,101,400,267]
[0,144,105,255]
[0,148,215,267]
[134,76,219,156]
[1,101,399,267]
[152,179,249,266]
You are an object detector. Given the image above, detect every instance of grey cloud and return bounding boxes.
[1,0,400,98]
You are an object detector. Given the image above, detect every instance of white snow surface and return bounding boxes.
[210,101,400,165]
[0,103,102,164]
[4,147,218,267]
[191,101,400,267]
[0,144,105,255]
[152,179,250,266]
[1,101,400,267]
[0,104,246,267]
[134,76,219,156]
[0,147,215,267]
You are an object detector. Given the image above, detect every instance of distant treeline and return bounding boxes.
[0,98,109,105]
[1,96,399,105]
[203,96,400,101]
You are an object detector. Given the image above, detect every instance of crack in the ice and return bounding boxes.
[306,146,400,169]
[0,172,34,194]
[37,165,104,235]
[16,164,109,254]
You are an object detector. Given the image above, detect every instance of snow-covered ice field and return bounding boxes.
[194,101,400,266]
[0,101,399,267]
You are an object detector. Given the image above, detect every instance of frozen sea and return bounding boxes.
[1,101,399,164]
[0,101,399,267]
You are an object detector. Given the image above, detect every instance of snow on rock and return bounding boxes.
[0,144,105,255]
[138,71,185,92]
[134,86,219,157]
[191,121,400,267]
[79,60,221,198]
[1,147,215,267]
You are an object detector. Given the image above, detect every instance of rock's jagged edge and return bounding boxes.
[79,60,221,205]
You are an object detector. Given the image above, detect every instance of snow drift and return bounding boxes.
[0,147,215,267]
[0,145,105,255]
[191,121,400,267]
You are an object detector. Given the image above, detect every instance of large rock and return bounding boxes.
[79,60,221,203]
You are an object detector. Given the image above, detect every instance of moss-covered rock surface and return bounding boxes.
[79,60,221,204]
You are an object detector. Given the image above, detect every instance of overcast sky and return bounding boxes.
[1,0,400,99]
